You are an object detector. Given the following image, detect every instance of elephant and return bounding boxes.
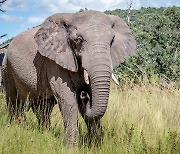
[2,10,136,144]
[0,49,5,86]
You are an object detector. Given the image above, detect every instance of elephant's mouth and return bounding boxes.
[81,69,92,114]
[83,69,119,86]
[80,91,90,106]
[79,90,91,119]
[80,66,119,121]
[79,68,119,120]
[78,77,92,119]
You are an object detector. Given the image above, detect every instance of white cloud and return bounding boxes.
[38,0,81,13]
[3,0,29,11]
[100,0,124,6]
[2,0,180,14]
[0,14,23,22]
[2,0,142,14]
[27,16,45,24]
[38,0,141,13]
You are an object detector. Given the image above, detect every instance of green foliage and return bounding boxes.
[106,7,180,83]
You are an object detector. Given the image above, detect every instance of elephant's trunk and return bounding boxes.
[85,44,112,120]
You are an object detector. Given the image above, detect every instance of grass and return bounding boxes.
[0,82,180,154]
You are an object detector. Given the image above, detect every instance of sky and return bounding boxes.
[0,0,180,43]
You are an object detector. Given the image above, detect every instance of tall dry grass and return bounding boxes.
[0,81,179,153]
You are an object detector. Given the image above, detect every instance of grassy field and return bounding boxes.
[0,83,179,154]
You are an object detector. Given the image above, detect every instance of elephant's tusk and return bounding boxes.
[112,73,120,86]
[84,70,89,85]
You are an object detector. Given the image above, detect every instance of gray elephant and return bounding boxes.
[2,11,136,144]
[0,52,4,85]
[0,49,6,86]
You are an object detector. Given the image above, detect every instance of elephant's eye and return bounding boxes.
[110,35,115,47]
[70,35,83,56]
[75,36,83,44]
[73,36,83,51]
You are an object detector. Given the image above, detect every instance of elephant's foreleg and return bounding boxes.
[58,96,78,145]
[31,97,55,128]
[49,76,78,145]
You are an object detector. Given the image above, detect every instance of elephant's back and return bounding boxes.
[8,26,40,58]
[6,27,41,98]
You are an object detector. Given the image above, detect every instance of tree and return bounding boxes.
[79,8,88,12]
[0,0,7,12]
[0,0,8,49]
[126,0,132,24]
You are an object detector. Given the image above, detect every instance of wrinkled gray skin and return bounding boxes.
[0,52,5,85]
[2,11,136,144]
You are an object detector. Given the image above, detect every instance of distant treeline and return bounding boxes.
[1,7,180,83]
[105,6,180,84]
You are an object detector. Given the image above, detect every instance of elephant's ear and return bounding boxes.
[34,13,78,72]
[109,15,136,69]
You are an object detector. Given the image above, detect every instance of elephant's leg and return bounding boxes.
[31,97,55,128]
[4,81,25,122]
[79,91,103,139]
[3,68,17,121]
[8,98,25,122]
[58,96,78,145]
[49,77,78,145]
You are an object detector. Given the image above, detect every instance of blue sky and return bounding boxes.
[0,0,180,43]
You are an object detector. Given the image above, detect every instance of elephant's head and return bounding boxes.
[35,11,136,121]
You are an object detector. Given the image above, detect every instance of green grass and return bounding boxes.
[0,83,180,154]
